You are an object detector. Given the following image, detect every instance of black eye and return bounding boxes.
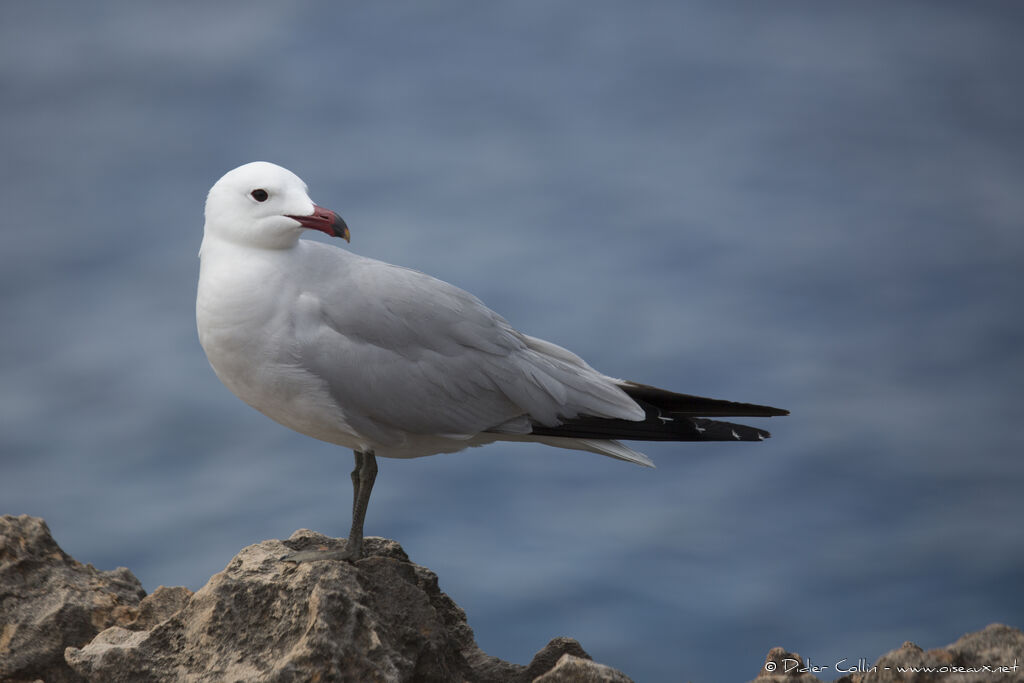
[250,189,269,202]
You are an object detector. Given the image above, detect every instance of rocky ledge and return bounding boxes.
[0,515,630,682]
[2,514,1022,682]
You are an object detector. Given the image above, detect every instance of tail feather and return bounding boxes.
[532,436,656,467]
[492,433,656,467]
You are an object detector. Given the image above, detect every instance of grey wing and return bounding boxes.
[295,255,642,446]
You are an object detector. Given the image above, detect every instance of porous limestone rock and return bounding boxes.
[0,514,145,683]
[753,623,1024,683]
[833,623,1024,683]
[61,528,630,682]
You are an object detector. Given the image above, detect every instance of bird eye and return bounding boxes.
[250,189,269,202]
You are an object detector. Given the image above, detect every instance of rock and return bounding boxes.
[532,653,635,682]
[0,514,146,683]
[755,646,826,682]
[61,528,630,682]
[123,585,193,632]
[7,515,1021,683]
[754,623,1024,683]
[832,623,1024,682]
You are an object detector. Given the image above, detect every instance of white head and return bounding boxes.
[203,161,349,250]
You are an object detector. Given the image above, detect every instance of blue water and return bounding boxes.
[2,2,1023,681]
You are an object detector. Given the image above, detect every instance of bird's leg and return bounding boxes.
[281,449,377,563]
[344,449,377,559]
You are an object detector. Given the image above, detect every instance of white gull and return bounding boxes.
[196,161,787,561]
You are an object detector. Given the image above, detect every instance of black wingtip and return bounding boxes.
[529,412,776,443]
[692,418,772,441]
[525,381,787,444]
[620,381,789,418]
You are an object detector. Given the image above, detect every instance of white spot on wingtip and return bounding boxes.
[731,429,740,440]
[757,433,766,441]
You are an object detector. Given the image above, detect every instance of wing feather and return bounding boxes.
[294,244,643,443]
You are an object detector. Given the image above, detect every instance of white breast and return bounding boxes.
[197,239,365,450]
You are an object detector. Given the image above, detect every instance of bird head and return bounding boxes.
[203,161,350,249]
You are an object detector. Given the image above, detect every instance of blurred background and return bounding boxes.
[2,2,1022,681]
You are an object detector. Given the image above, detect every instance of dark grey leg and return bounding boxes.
[282,449,377,563]
[345,449,377,559]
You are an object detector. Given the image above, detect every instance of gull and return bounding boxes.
[196,162,788,561]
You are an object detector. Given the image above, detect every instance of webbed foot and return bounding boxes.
[280,449,375,565]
